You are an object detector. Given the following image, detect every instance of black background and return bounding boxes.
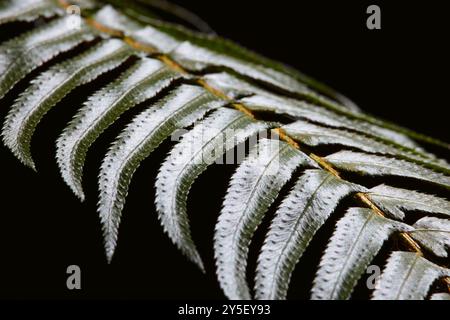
[0,0,448,301]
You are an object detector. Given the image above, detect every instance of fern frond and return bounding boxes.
[372,251,450,300]
[0,1,448,300]
[98,7,189,54]
[215,138,318,299]
[206,73,450,151]
[366,184,450,220]
[170,42,314,97]
[0,15,96,100]
[93,5,143,34]
[202,72,359,113]
[409,217,450,258]
[241,93,423,151]
[255,170,364,300]
[56,57,180,200]
[282,119,446,167]
[108,2,362,112]
[133,26,180,53]
[0,0,63,25]
[430,293,450,300]
[326,151,450,189]
[98,84,226,262]
[283,119,391,153]
[202,73,283,100]
[156,108,269,271]
[2,39,132,168]
[311,208,411,300]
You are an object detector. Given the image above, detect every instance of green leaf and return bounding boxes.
[0,15,96,100]
[205,73,449,150]
[215,138,318,299]
[366,184,450,220]
[56,57,181,200]
[132,26,180,53]
[283,120,450,174]
[156,108,269,271]
[372,251,450,300]
[98,84,226,262]
[199,70,355,114]
[2,39,133,168]
[311,208,411,300]
[410,217,450,258]
[93,5,143,34]
[110,3,361,111]
[242,93,422,151]
[0,1,449,301]
[0,0,63,25]
[94,6,179,52]
[326,151,450,189]
[255,170,363,300]
[430,293,450,300]
[170,42,316,97]
[202,72,274,100]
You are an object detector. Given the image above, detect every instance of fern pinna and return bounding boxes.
[0,0,449,300]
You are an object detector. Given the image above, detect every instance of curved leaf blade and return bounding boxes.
[311,208,411,300]
[98,84,226,262]
[410,217,450,258]
[2,39,132,168]
[255,170,364,300]
[0,15,96,99]
[202,72,278,100]
[430,293,450,300]
[92,5,142,34]
[170,42,314,97]
[366,184,450,220]
[242,93,422,151]
[0,0,62,25]
[372,251,450,300]
[202,72,359,112]
[132,26,180,54]
[282,119,448,171]
[326,151,450,189]
[156,108,269,271]
[56,57,180,200]
[215,138,318,299]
